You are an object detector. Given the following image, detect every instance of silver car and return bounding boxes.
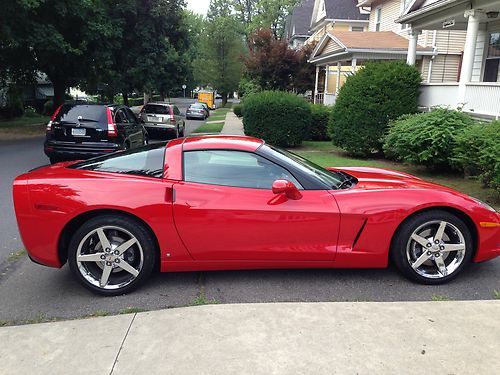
[186,103,209,120]
[139,103,185,139]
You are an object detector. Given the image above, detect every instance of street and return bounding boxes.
[0,98,499,323]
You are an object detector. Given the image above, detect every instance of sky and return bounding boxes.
[186,0,210,16]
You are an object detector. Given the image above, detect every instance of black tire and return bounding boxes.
[49,157,62,164]
[391,210,473,285]
[68,215,157,296]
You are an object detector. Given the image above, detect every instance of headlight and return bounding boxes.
[472,197,497,212]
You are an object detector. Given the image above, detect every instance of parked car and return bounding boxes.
[13,135,499,295]
[199,102,210,115]
[44,103,147,164]
[186,103,208,120]
[139,103,185,139]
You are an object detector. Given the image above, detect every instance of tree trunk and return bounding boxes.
[222,92,228,107]
[122,92,129,107]
[52,80,67,111]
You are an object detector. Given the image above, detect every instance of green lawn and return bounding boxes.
[192,122,224,134]
[0,114,49,139]
[294,141,500,210]
[0,114,49,128]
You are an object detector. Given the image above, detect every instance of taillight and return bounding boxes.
[170,116,176,124]
[106,107,118,137]
[46,105,62,132]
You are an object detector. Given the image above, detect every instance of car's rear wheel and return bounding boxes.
[49,157,62,164]
[68,215,156,296]
[391,210,473,284]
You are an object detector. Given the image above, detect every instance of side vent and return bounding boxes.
[352,218,368,248]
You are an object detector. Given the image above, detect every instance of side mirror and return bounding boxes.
[272,179,302,200]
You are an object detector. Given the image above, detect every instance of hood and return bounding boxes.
[327,166,453,192]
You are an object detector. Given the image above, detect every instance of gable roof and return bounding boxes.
[285,0,315,40]
[309,31,434,63]
[311,0,369,28]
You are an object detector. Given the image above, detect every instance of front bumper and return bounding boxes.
[44,140,122,160]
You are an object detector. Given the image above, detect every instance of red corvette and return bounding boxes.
[13,135,499,295]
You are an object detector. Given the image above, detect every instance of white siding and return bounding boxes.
[471,30,487,82]
[434,30,466,54]
[369,0,401,32]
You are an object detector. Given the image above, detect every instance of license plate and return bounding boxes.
[71,128,86,136]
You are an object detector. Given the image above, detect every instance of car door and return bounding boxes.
[173,106,183,131]
[172,149,340,262]
[125,107,144,146]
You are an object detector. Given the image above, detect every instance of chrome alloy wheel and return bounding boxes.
[76,226,144,290]
[406,220,466,279]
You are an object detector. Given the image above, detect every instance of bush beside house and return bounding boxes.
[243,90,311,147]
[329,61,421,157]
[452,121,500,192]
[383,108,474,169]
[307,104,331,141]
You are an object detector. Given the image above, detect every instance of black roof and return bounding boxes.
[323,0,368,21]
[285,0,315,40]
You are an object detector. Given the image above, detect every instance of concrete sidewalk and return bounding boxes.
[220,111,244,135]
[1,301,499,374]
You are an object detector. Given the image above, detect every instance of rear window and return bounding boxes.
[70,143,166,178]
[55,105,107,125]
[143,104,171,115]
[190,103,204,109]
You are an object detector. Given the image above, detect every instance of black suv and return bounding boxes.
[44,103,147,163]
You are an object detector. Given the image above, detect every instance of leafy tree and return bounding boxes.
[0,0,117,109]
[244,28,298,91]
[193,0,244,104]
[84,0,189,104]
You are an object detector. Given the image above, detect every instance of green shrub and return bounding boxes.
[0,85,24,118]
[243,90,311,147]
[329,61,421,157]
[452,121,500,192]
[308,104,331,141]
[383,108,474,169]
[233,103,244,118]
[238,78,261,98]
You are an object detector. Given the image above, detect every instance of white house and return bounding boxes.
[398,0,500,119]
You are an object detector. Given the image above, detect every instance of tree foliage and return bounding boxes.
[243,28,313,93]
[193,0,244,102]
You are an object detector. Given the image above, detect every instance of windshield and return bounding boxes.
[266,145,355,189]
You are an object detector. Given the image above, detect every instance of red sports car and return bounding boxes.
[13,135,499,295]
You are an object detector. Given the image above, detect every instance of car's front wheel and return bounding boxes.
[68,215,156,296]
[391,210,473,284]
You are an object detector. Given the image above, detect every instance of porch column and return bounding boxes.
[336,62,341,94]
[458,9,481,103]
[406,29,421,65]
[314,66,319,104]
[324,65,329,94]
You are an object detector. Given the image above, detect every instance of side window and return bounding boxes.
[184,150,302,189]
[71,143,166,178]
[125,108,138,123]
[173,106,180,115]
[115,109,127,123]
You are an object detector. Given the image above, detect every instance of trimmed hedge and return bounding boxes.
[329,61,421,157]
[307,104,331,141]
[383,108,474,169]
[452,121,500,192]
[243,90,311,147]
[233,103,244,118]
